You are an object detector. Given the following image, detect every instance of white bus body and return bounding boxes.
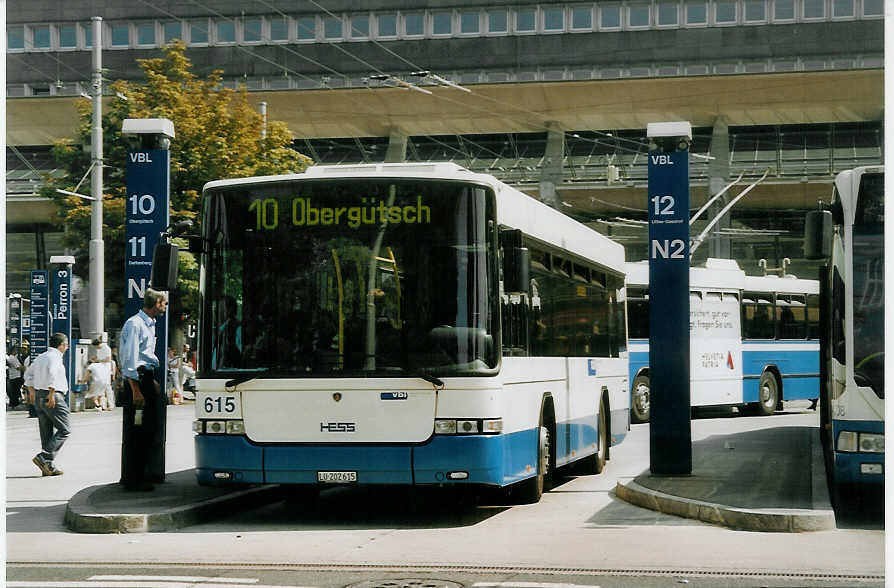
[193,163,629,501]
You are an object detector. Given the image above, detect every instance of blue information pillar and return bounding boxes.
[646,122,692,476]
[50,256,76,403]
[8,295,23,351]
[123,122,173,487]
[125,149,170,383]
[29,271,49,362]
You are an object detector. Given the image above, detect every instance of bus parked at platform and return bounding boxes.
[625,258,819,423]
[805,166,884,497]
[189,163,629,502]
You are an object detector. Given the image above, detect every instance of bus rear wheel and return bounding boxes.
[631,375,650,423]
[755,371,779,416]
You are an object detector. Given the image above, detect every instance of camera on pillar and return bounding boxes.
[121,118,174,152]
[646,121,692,153]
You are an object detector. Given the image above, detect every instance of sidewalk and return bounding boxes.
[64,469,286,533]
[615,422,836,532]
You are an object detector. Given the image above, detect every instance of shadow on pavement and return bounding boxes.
[194,484,510,531]
[6,503,69,533]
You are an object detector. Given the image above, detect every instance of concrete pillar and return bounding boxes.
[708,118,731,259]
[384,129,408,163]
[538,122,564,209]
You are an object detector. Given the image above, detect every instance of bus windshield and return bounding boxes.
[202,179,497,378]
[851,172,884,397]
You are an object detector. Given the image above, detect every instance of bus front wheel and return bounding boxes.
[755,371,779,416]
[516,423,550,504]
[631,375,650,423]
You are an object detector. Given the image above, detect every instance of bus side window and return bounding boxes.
[500,291,530,357]
[742,292,775,340]
[627,288,649,339]
[807,294,820,340]
[777,294,807,339]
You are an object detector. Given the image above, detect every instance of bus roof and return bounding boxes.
[203,163,626,274]
[742,274,819,295]
[625,258,746,290]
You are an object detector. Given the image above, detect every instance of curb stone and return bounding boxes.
[615,479,836,532]
[64,483,287,533]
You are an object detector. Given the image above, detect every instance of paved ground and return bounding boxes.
[5,401,884,581]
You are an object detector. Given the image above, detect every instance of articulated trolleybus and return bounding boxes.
[626,258,819,423]
[192,163,629,502]
[805,166,884,496]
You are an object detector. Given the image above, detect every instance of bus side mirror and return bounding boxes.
[150,241,179,291]
[503,247,530,295]
[804,210,833,260]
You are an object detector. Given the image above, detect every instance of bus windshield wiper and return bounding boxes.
[225,370,267,388]
[417,372,444,388]
[365,354,443,387]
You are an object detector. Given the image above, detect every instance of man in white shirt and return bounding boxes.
[30,333,71,476]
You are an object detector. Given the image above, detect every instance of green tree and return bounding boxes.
[42,41,312,336]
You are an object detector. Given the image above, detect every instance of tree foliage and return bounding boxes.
[42,41,312,333]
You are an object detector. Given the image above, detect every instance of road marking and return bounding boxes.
[90,577,258,584]
[473,583,600,588]
[8,580,316,588]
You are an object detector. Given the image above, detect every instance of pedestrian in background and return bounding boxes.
[88,337,114,410]
[22,352,37,417]
[118,288,168,491]
[6,346,24,408]
[167,347,182,405]
[85,361,113,411]
[30,332,71,477]
[179,343,196,401]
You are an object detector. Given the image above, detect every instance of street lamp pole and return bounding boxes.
[88,16,104,340]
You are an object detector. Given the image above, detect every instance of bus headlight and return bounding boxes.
[482,418,503,433]
[837,431,858,452]
[195,419,245,435]
[858,433,884,453]
[206,420,227,434]
[434,419,457,434]
[226,420,246,435]
[434,418,502,435]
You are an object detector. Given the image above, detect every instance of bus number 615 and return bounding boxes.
[205,396,237,414]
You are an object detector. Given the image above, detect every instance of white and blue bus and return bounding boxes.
[806,166,884,496]
[190,163,629,502]
[625,258,819,423]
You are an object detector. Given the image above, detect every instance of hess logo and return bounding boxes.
[320,422,356,433]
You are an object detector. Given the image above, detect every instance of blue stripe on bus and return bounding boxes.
[194,413,618,487]
[741,345,819,402]
[831,420,885,485]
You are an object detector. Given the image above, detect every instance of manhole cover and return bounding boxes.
[346,580,463,588]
